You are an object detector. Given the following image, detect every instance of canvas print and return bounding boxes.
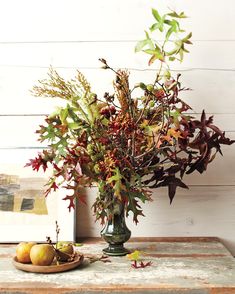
[0,148,75,242]
[0,173,48,214]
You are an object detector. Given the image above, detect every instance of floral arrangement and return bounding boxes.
[26,8,234,225]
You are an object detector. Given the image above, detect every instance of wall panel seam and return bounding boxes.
[0,65,235,72]
[1,40,235,44]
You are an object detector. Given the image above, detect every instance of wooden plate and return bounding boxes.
[12,253,84,273]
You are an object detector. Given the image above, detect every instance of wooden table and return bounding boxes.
[0,237,235,293]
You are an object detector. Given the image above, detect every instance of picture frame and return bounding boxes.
[0,148,76,243]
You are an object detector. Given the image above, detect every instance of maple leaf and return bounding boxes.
[127,250,153,269]
[167,128,182,139]
[63,183,87,205]
[127,250,141,261]
[161,134,173,144]
[25,154,48,172]
[126,193,145,224]
[75,162,83,175]
[143,168,164,186]
[45,181,59,197]
[107,167,126,200]
[218,134,235,146]
[62,195,75,211]
[154,175,188,203]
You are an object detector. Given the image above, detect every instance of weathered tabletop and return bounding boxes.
[0,237,235,294]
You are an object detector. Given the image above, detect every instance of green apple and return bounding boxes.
[56,243,74,261]
[57,243,74,255]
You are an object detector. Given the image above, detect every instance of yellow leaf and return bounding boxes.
[127,250,141,261]
[162,135,173,143]
[141,119,149,127]
[167,128,182,139]
[151,124,162,134]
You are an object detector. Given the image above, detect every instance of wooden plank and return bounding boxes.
[75,238,232,256]
[78,236,222,243]
[0,118,234,185]
[184,143,235,185]
[0,146,234,183]
[76,186,235,255]
[1,68,235,114]
[0,0,234,42]
[0,115,234,148]
[0,116,45,147]
[0,41,234,70]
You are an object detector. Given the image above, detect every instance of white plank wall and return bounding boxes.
[0,0,235,252]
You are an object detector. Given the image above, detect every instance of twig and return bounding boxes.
[55,221,60,249]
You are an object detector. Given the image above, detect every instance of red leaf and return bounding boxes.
[201,110,206,126]
[25,155,48,172]
[154,176,188,203]
[131,260,153,269]
[63,195,75,211]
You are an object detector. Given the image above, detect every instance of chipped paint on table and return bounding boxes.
[0,238,235,293]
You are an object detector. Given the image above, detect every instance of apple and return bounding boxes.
[56,243,74,261]
[16,242,36,263]
[30,244,55,266]
[57,243,74,255]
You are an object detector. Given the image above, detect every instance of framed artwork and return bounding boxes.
[0,148,76,243]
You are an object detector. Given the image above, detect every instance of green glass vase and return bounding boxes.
[100,202,131,256]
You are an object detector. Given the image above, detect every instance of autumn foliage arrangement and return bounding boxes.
[26,8,234,225]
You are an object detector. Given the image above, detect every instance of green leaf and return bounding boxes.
[184,39,193,45]
[144,44,161,55]
[150,22,160,32]
[148,55,157,66]
[166,26,174,40]
[171,19,180,31]
[147,39,155,50]
[151,9,165,32]
[182,32,192,42]
[165,20,180,40]
[148,51,164,66]
[143,31,154,50]
[168,11,187,18]
[126,191,145,224]
[74,243,83,247]
[164,70,171,79]
[68,122,80,130]
[182,46,190,53]
[145,30,150,39]
[159,22,164,32]
[57,147,67,157]
[59,108,68,124]
[165,48,178,56]
[48,107,62,119]
[164,19,171,26]
[135,39,149,52]
[179,48,184,61]
[107,167,125,200]
[143,49,156,55]
[152,8,161,22]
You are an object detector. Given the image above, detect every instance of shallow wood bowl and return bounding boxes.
[12,253,84,273]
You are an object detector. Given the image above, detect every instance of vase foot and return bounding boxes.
[102,244,130,256]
